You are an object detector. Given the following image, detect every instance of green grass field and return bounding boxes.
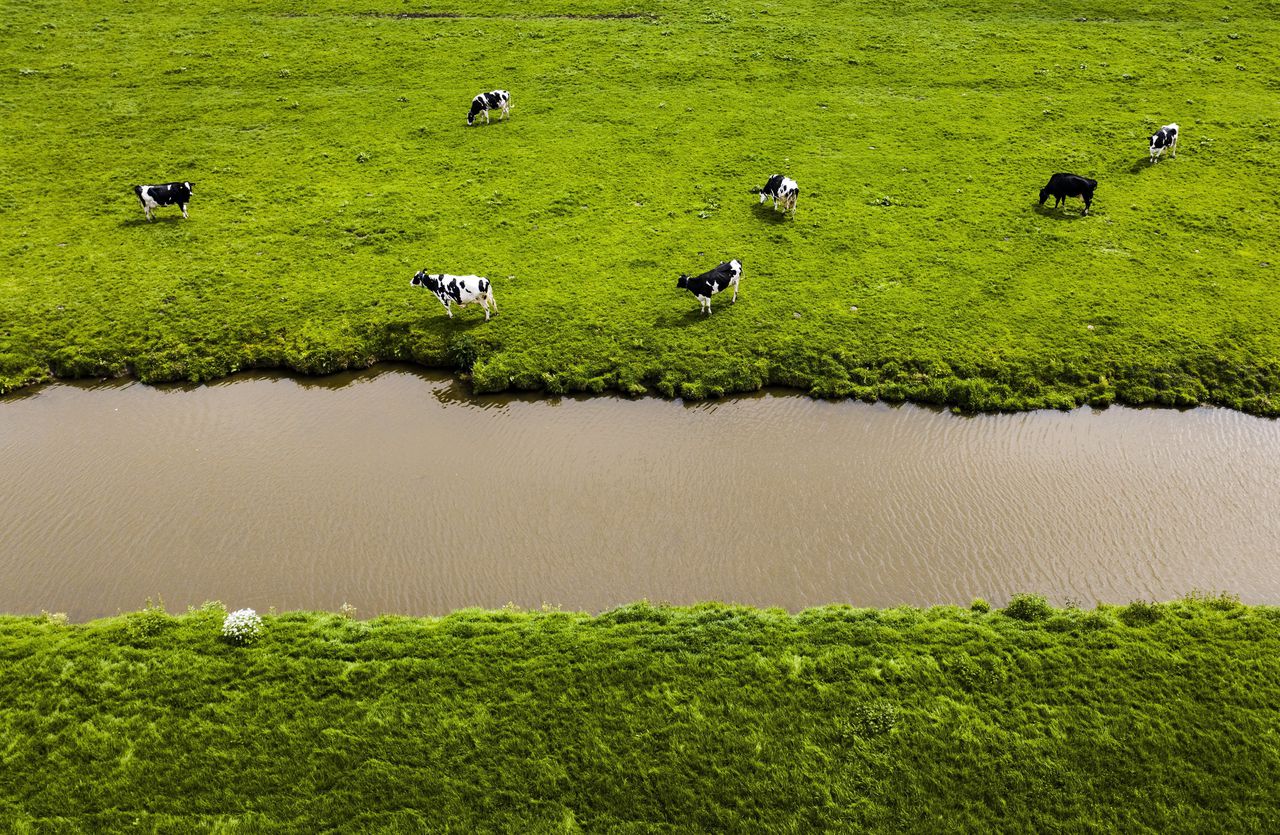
[2,0,1278,411]
[1,597,1277,830]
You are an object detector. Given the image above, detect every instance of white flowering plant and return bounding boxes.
[221,608,264,645]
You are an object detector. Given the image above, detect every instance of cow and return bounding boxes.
[134,182,193,221]
[1038,173,1097,216]
[757,174,799,215]
[676,259,742,315]
[1149,123,1179,163]
[411,271,497,321]
[467,90,511,126]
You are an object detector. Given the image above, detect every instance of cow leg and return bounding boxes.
[732,281,739,303]
[180,203,188,219]
[438,296,452,317]
[1171,138,1177,158]
[482,300,490,321]
[487,291,497,314]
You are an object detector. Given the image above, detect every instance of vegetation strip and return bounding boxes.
[1,596,1277,830]
[2,0,1278,411]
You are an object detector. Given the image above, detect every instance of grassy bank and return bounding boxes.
[0,597,1277,830]
[2,0,1279,411]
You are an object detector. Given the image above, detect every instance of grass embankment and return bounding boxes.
[2,0,1279,411]
[1,597,1277,830]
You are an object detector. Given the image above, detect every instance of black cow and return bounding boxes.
[134,181,193,221]
[1038,173,1097,216]
[677,259,742,315]
[1149,123,1179,163]
[467,90,511,126]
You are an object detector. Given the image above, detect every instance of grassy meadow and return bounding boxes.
[1,597,1278,830]
[0,0,1277,409]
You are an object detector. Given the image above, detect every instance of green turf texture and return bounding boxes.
[2,0,1278,411]
[1,597,1277,831]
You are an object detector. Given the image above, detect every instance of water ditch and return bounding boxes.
[2,366,1277,619]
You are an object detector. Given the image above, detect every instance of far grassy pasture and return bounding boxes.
[1,0,1278,410]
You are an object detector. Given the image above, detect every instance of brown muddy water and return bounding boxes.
[2,366,1278,620]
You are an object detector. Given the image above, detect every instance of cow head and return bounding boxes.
[411,271,442,293]
[1038,184,1051,205]
[184,182,194,194]
[676,275,690,290]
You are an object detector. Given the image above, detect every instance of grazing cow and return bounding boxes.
[134,182,193,221]
[677,259,742,315]
[758,174,799,215]
[411,271,497,321]
[467,90,511,126]
[1149,123,1179,163]
[1038,173,1097,216]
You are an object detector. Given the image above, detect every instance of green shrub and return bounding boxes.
[970,598,991,613]
[1183,589,1242,611]
[1120,600,1164,627]
[125,600,173,643]
[1081,610,1115,631]
[1002,593,1052,622]
[447,333,480,372]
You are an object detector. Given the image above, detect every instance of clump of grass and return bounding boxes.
[1120,600,1164,626]
[124,598,173,643]
[1001,593,1053,622]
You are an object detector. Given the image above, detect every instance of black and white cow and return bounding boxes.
[467,90,511,126]
[134,182,193,221]
[1149,123,1179,163]
[758,174,799,215]
[1038,173,1097,216]
[676,259,742,315]
[411,271,497,320]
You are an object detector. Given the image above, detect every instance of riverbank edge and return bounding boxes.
[3,348,1279,416]
[2,594,1277,830]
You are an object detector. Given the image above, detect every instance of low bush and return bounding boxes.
[1002,593,1053,622]
[221,608,264,644]
[1120,600,1164,627]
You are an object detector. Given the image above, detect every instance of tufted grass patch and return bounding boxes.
[0,598,1278,829]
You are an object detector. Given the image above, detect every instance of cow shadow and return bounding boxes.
[751,202,791,224]
[118,216,187,228]
[1034,203,1088,221]
[433,312,493,332]
[1128,156,1157,174]
[653,306,736,329]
